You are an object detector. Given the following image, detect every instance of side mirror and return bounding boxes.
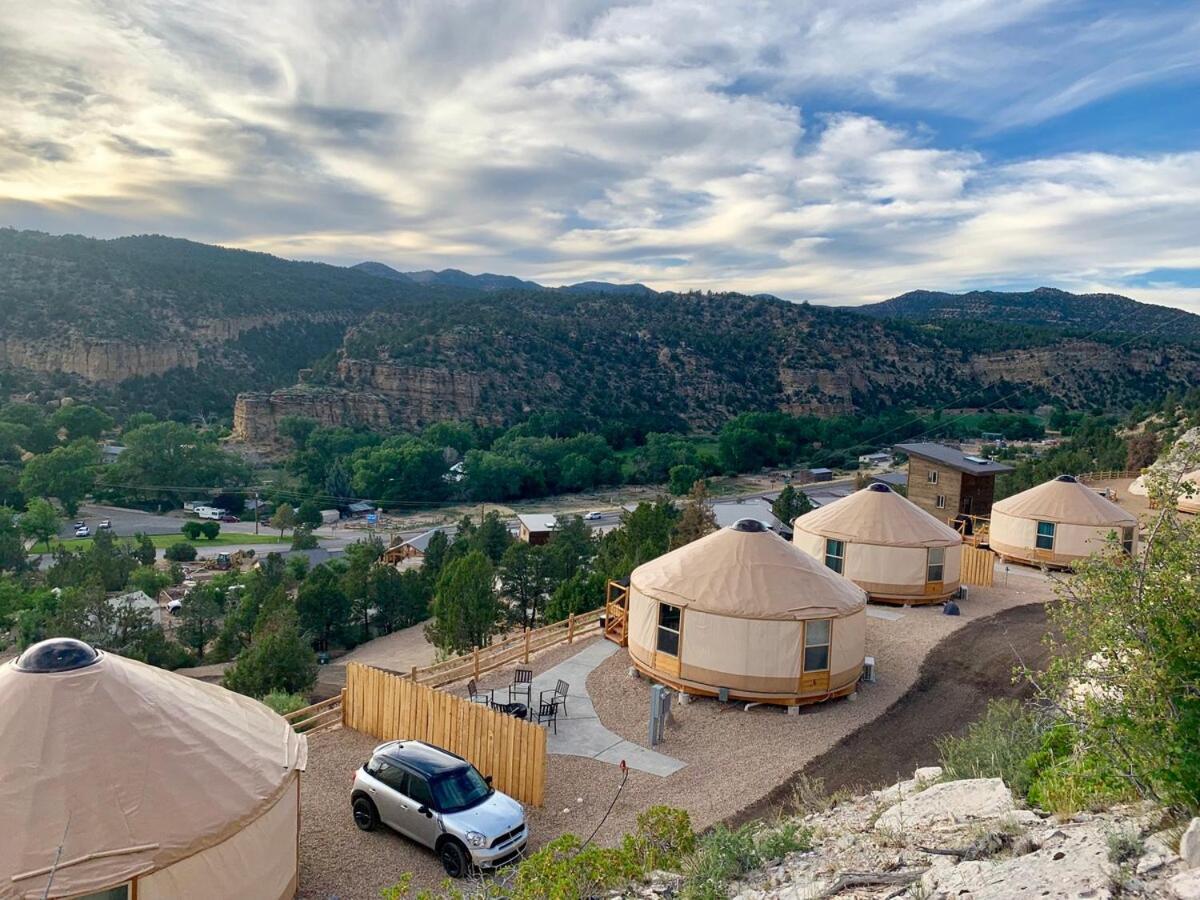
[484,775,493,785]
[418,805,432,818]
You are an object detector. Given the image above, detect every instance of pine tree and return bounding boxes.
[671,480,717,548]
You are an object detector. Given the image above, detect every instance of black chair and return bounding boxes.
[508,668,533,706]
[535,696,559,734]
[467,679,494,707]
[548,679,570,717]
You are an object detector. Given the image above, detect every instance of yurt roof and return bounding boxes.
[992,475,1136,527]
[792,484,962,548]
[0,639,307,899]
[630,520,866,619]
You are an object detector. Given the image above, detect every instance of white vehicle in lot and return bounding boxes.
[74,525,90,537]
[584,511,603,521]
[193,505,226,521]
[351,740,527,877]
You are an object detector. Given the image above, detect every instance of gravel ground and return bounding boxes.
[300,576,1054,897]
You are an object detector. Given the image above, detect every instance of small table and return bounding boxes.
[492,702,527,720]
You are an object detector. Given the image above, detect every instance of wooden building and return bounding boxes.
[517,513,557,545]
[381,525,457,567]
[894,442,1013,524]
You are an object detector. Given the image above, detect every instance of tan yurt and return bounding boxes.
[0,638,307,900]
[627,519,867,706]
[989,475,1138,569]
[1128,474,1148,497]
[791,483,963,604]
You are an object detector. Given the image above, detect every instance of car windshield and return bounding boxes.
[431,766,492,813]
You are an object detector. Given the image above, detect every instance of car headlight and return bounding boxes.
[467,831,487,848]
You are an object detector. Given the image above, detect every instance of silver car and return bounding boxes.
[351,740,528,877]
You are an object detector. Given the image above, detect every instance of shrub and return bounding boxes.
[290,527,319,550]
[937,699,1045,797]
[1106,828,1144,865]
[1024,725,1134,816]
[180,521,204,540]
[681,820,811,900]
[164,541,197,562]
[260,691,309,716]
[198,520,220,540]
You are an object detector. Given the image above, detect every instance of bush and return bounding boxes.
[1024,725,1134,816]
[290,526,319,550]
[164,541,197,562]
[198,520,220,540]
[180,521,204,540]
[1107,828,1144,864]
[680,820,811,900]
[937,699,1045,797]
[260,691,310,716]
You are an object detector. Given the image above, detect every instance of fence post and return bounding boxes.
[473,646,480,679]
[523,627,531,664]
[410,665,417,681]
[340,687,347,725]
[568,613,575,644]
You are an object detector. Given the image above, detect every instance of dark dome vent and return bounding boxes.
[867,483,891,493]
[1054,474,1078,483]
[14,638,100,673]
[732,518,767,532]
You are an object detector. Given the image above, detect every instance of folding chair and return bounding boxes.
[508,667,533,706]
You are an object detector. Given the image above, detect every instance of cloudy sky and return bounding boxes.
[2,0,1199,307]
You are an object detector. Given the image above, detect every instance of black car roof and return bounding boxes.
[377,741,467,778]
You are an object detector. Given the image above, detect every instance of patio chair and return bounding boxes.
[535,696,559,734]
[508,668,533,706]
[467,679,494,707]
[547,679,570,717]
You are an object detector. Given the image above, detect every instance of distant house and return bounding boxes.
[807,467,834,483]
[381,525,458,567]
[517,513,557,545]
[710,498,789,536]
[870,471,909,490]
[319,509,341,526]
[100,443,125,464]
[442,461,466,483]
[894,442,1014,523]
[346,501,375,519]
[858,452,892,467]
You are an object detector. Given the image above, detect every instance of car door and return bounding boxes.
[367,761,413,835]
[400,771,442,849]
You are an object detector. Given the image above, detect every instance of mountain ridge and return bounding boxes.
[351,259,656,296]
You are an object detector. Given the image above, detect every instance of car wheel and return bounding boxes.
[439,839,470,878]
[352,796,378,831]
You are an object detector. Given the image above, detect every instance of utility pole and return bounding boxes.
[253,489,260,535]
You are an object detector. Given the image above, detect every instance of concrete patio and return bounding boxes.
[526,640,685,777]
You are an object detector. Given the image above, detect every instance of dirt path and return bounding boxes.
[725,602,1052,827]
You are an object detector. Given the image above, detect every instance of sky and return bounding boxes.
[2,0,1199,308]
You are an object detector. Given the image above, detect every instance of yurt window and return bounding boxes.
[1121,526,1134,554]
[927,547,945,582]
[824,538,845,574]
[1036,521,1056,550]
[76,888,131,900]
[803,619,831,672]
[657,603,681,656]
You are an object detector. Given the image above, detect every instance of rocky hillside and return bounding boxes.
[635,768,1199,899]
[233,287,1200,442]
[853,286,1200,341]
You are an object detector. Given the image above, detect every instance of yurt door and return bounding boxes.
[924,547,945,596]
[798,619,831,693]
[653,602,682,678]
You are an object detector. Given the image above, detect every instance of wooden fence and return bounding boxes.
[344,662,546,806]
[408,609,604,688]
[1078,470,1140,483]
[960,544,995,587]
[284,692,344,733]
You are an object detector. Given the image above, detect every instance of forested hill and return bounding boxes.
[852,287,1200,341]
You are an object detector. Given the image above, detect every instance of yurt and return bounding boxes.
[791,483,963,604]
[627,519,867,706]
[0,638,307,900]
[989,475,1138,568]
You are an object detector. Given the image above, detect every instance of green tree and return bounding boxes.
[290,526,319,550]
[223,605,318,698]
[296,500,323,529]
[276,415,319,448]
[51,404,114,441]
[500,542,550,629]
[164,541,197,562]
[19,439,99,516]
[181,521,204,540]
[544,514,595,583]
[546,571,607,622]
[343,536,385,640]
[350,438,448,502]
[422,529,451,583]
[296,564,349,650]
[20,498,60,552]
[470,510,513,564]
[178,584,222,661]
[99,421,249,508]
[270,505,296,538]
[426,550,501,654]
[324,458,354,509]
[132,532,157,566]
[667,464,702,496]
[0,506,27,572]
[771,484,814,527]
[128,565,171,597]
[198,520,221,540]
[595,500,678,581]
[370,567,431,633]
[671,480,717,549]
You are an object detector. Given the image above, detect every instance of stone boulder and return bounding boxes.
[1181,818,1200,869]
[1172,869,1200,900]
[874,777,1030,832]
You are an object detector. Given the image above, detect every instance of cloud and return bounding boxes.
[0,0,1197,307]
